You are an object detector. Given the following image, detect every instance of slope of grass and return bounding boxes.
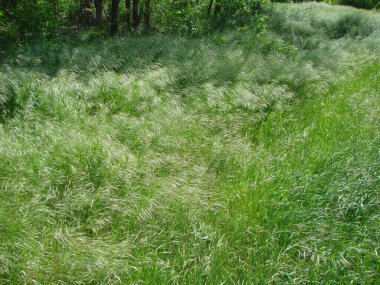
[0,2,379,284]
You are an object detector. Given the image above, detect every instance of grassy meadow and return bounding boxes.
[1,2,380,284]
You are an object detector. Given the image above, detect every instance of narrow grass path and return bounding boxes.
[97,61,380,284]
[1,6,380,280]
[1,61,379,284]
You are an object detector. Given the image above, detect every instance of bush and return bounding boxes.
[216,0,269,28]
[153,0,210,35]
[338,0,379,9]
[152,0,269,35]
[325,13,375,39]
[0,0,61,40]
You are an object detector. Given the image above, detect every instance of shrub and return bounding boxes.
[338,0,379,9]
[153,0,210,35]
[0,0,61,40]
[325,13,375,39]
[216,0,269,28]
[153,0,270,35]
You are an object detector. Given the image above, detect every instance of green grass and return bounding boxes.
[1,2,379,284]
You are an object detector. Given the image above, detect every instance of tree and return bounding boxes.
[133,0,139,30]
[80,0,93,26]
[110,0,120,35]
[94,0,103,27]
[207,0,214,17]
[145,0,151,30]
[214,0,221,16]
[126,0,131,31]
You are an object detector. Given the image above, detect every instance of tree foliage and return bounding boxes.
[0,0,269,40]
[1,0,376,42]
[338,0,379,9]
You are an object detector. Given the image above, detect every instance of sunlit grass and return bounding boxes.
[0,2,379,284]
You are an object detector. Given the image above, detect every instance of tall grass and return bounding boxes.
[0,2,379,284]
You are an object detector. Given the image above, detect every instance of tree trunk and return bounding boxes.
[133,0,139,31]
[144,0,150,30]
[110,0,120,35]
[126,0,131,31]
[214,0,221,16]
[207,0,214,17]
[10,0,18,8]
[80,0,93,26]
[94,0,103,27]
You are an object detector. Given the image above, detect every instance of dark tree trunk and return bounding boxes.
[50,0,58,12]
[94,0,103,27]
[144,0,150,30]
[0,0,18,10]
[133,0,139,31]
[6,0,18,12]
[214,0,221,16]
[10,0,18,8]
[110,0,120,35]
[80,0,93,26]
[207,0,214,17]
[126,0,131,31]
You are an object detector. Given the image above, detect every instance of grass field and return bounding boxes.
[1,2,379,284]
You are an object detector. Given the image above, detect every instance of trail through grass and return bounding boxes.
[0,2,379,284]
